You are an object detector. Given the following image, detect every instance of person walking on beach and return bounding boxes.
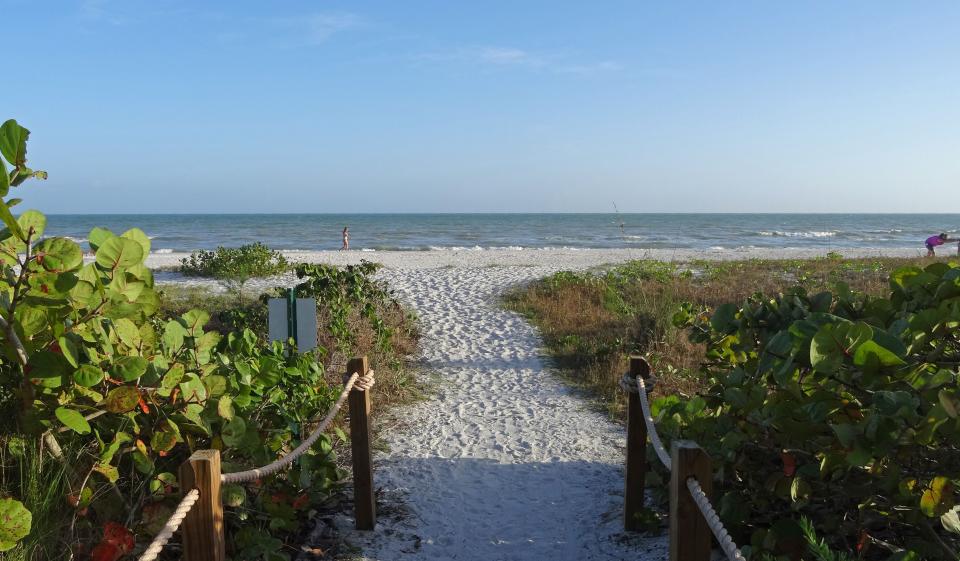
[341,226,350,251]
[925,233,952,256]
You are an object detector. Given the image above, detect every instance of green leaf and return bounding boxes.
[54,407,91,434]
[103,386,140,413]
[95,236,144,271]
[121,228,151,255]
[217,395,234,420]
[16,210,45,240]
[0,155,8,197]
[57,336,80,368]
[113,318,141,348]
[0,120,29,167]
[181,309,210,335]
[33,238,83,273]
[223,484,247,507]
[112,356,148,382]
[853,340,906,368]
[163,320,187,352]
[810,324,846,373]
[0,200,24,241]
[711,303,738,333]
[150,431,178,454]
[0,497,32,552]
[87,227,115,252]
[221,416,247,447]
[203,375,227,397]
[920,476,955,517]
[178,373,207,403]
[73,364,105,387]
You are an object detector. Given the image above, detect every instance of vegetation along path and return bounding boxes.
[351,264,666,560]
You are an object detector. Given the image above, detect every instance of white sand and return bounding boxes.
[147,247,918,559]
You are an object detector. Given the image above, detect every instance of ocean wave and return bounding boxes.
[152,248,175,254]
[758,231,836,238]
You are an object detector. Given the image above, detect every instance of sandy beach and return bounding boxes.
[150,247,919,560]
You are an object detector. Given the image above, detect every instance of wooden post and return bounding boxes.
[624,356,651,531]
[179,449,225,561]
[670,441,712,561]
[347,356,376,530]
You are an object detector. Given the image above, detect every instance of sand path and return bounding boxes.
[349,266,667,560]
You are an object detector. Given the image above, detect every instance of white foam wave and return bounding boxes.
[759,230,836,238]
[153,248,174,254]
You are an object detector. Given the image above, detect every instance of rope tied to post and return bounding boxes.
[222,369,375,484]
[137,488,200,561]
[622,363,745,561]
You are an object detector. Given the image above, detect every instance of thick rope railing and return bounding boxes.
[621,372,671,470]
[137,488,200,561]
[622,369,745,561]
[687,477,746,561]
[222,370,374,484]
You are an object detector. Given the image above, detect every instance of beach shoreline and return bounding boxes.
[145,246,929,273]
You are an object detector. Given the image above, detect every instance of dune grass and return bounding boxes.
[505,256,939,419]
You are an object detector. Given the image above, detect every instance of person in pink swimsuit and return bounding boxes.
[925,233,953,257]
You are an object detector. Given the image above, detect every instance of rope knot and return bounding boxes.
[619,371,655,394]
[354,369,375,392]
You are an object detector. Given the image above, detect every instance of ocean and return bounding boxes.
[41,214,960,254]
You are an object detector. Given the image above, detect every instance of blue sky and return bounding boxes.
[4,1,959,213]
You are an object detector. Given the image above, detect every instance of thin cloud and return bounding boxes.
[271,12,363,45]
[416,45,621,75]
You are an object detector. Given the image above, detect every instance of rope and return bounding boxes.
[687,477,746,561]
[221,370,374,484]
[137,488,200,561]
[631,374,672,470]
[622,366,745,560]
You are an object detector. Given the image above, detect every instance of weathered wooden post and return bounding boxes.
[347,356,376,530]
[624,356,651,531]
[670,441,712,561]
[179,449,225,561]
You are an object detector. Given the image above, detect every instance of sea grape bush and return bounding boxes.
[0,120,343,558]
[180,243,290,302]
[664,262,960,559]
[293,261,397,355]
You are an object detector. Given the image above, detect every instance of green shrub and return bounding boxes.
[180,243,289,302]
[665,262,960,559]
[0,120,343,558]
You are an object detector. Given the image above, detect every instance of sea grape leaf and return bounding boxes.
[34,238,83,273]
[88,226,115,252]
[810,324,846,373]
[112,356,148,382]
[178,374,207,403]
[57,336,80,368]
[0,119,29,167]
[113,318,141,349]
[711,303,738,333]
[163,320,187,352]
[120,228,151,255]
[223,484,247,507]
[853,340,906,368]
[217,395,234,420]
[54,407,91,434]
[95,236,143,271]
[181,309,209,336]
[16,210,45,240]
[0,497,32,552]
[921,476,955,517]
[73,364,105,387]
[221,417,247,447]
[150,431,177,454]
[104,386,140,413]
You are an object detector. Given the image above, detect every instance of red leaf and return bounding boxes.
[856,530,869,554]
[101,521,135,553]
[292,494,310,510]
[138,396,151,414]
[90,543,121,561]
[781,451,797,477]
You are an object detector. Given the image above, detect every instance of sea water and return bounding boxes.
[42,213,960,253]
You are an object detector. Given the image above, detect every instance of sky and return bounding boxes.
[3,0,959,213]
